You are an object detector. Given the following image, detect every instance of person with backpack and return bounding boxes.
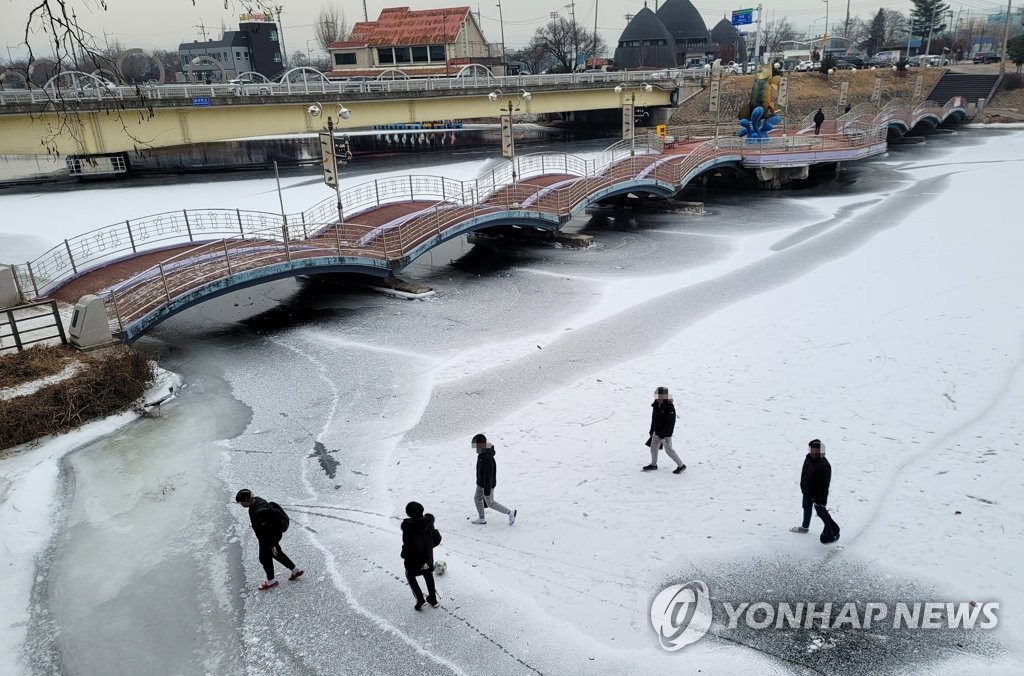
[471,433,518,525]
[643,386,686,474]
[401,501,441,610]
[790,439,839,542]
[235,489,303,590]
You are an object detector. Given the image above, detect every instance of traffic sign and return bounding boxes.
[333,135,352,165]
[191,96,210,106]
[731,8,753,26]
[500,115,514,158]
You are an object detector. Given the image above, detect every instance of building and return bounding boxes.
[614,0,710,69]
[177,12,284,81]
[708,18,746,64]
[327,6,501,78]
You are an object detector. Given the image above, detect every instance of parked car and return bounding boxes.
[794,60,814,72]
[840,55,866,68]
[973,52,1001,64]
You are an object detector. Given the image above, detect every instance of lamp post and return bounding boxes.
[307,102,352,225]
[488,89,532,180]
[614,82,653,156]
[822,0,829,60]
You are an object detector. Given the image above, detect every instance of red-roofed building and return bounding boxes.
[327,6,502,78]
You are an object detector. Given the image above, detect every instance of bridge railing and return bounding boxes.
[1,69,698,107]
[17,207,298,298]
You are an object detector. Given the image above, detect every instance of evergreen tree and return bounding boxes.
[909,0,949,44]
[861,9,887,56]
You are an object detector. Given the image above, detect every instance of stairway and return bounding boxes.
[927,72,1002,106]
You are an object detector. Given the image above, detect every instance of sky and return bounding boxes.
[1,0,1017,63]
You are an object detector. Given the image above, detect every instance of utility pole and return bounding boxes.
[362,0,369,22]
[195,21,209,42]
[844,0,851,38]
[753,3,763,64]
[822,0,828,61]
[594,0,600,66]
[998,0,1012,74]
[566,0,578,71]
[497,0,507,75]
[274,5,289,67]
[926,4,938,56]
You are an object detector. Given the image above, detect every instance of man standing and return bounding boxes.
[471,433,518,525]
[791,439,833,536]
[643,386,686,474]
[235,489,303,590]
[401,501,440,611]
[813,108,826,135]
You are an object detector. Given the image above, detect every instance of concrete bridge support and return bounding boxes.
[68,295,115,350]
[754,165,810,189]
[0,265,19,308]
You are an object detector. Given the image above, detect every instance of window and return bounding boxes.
[270,30,279,42]
[430,45,446,62]
[378,47,394,64]
[273,52,282,63]
[393,46,411,63]
[412,46,429,63]
[335,52,357,65]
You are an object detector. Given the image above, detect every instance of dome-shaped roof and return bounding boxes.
[618,7,674,44]
[656,0,708,42]
[710,17,745,54]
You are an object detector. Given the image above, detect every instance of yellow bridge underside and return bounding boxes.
[0,88,674,156]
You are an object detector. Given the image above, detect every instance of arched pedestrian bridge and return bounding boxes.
[7,98,966,342]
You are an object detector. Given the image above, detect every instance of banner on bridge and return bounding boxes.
[622,104,634,141]
[501,115,514,158]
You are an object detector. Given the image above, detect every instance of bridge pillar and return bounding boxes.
[68,294,115,350]
[754,165,809,188]
[0,265,19,308]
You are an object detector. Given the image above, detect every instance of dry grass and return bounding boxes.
[0,344,78,390]
[672,69,946,127]
[0,346,154,453]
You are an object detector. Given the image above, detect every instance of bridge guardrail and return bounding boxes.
[0,68,700,107]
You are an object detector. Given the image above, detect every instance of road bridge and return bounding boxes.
[5,98,966,343]
[0,70,695,157]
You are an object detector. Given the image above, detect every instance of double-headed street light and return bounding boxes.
[614,82,653,156]
[307,102,352,225]
[488,89,532,180]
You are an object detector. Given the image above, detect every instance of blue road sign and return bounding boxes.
[192,97,210,106]
[732,9,753,26]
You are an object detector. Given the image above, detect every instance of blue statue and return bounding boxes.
[738,105,781,142]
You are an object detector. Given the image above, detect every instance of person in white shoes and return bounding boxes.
[471,433,517,526]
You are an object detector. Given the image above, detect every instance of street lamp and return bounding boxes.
[614,82,653,156]
[822,0,830,59]
[307,102,352,225]
[488,89,532,180]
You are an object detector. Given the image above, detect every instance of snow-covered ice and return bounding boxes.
[1,126,1022,674]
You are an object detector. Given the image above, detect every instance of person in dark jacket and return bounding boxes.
[643,386,686,474]
[813,108,826,135]
[471,433,517,525]
[790,439,832,533]
[401,501,440,610]
[235,489,303,590]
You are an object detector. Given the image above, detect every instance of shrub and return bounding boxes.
[1000,73,1022,91]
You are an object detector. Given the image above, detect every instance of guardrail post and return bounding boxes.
[441,180,446,202]
[126,220,137,252]
[283,224,291,261]
[300,212,307,239]
[183,209,193,241]
[49,300,68,345]
[64,240,77,274]
[237,208,244,236]
[375,179,381,206]
[222,240,233,275]
[541,155,545,174]
[108,292,124,334]
[409,175,415,200]
[158,263,172,303]
[25,262,39,297]
[5,309,23,350]
[335,222,342,254]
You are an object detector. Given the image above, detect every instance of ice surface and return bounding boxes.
[1,126,1022,674]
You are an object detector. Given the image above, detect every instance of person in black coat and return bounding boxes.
[790,440,832,533]
[401,501,440,610]
[471,433,518,525]
[813,108,826,135]
[235,489,303,590]
[643,386,686,474]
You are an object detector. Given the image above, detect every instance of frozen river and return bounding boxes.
[2,128,1023,675]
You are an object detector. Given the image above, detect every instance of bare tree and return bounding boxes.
[314,5,349,52]
[882,9,910,46]
[527,18,607,73]
[762,18,797,56]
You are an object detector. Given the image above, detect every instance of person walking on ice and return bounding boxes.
[401,501,441,611]
[790,439,834,537]
[235,489,304,590]
[643,386,686,474]
[471,433,518,525]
